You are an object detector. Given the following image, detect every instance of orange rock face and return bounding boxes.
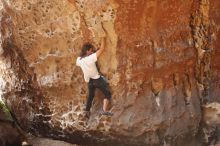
[0,0,219,145]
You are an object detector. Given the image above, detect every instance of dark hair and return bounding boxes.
[80,42,94,58]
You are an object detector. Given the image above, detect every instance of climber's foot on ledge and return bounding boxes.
[100,111,113,116]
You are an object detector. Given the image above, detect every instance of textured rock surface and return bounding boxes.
[0,0,219,145]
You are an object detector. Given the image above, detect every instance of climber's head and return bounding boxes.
[80,42,94,58]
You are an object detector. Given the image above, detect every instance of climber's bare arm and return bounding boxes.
[96,37,106,58]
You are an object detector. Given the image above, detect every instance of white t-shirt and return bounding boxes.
[76,53,100,82]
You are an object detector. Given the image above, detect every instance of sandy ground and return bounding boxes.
[27,137,79,146]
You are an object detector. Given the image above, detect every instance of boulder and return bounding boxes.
[0,0,219,145]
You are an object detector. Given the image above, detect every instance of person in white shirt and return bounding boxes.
[76,37,113,117]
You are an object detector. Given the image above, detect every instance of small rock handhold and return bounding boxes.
[22,141,32,146]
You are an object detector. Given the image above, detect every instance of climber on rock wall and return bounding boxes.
[76,32,113,118]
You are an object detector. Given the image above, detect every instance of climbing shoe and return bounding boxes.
[100,111,113,116]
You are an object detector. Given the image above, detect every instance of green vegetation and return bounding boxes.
[0,100,14,121]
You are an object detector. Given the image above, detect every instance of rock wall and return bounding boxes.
[0,0,219,145]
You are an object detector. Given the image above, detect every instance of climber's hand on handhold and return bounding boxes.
[96,35,106,58]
